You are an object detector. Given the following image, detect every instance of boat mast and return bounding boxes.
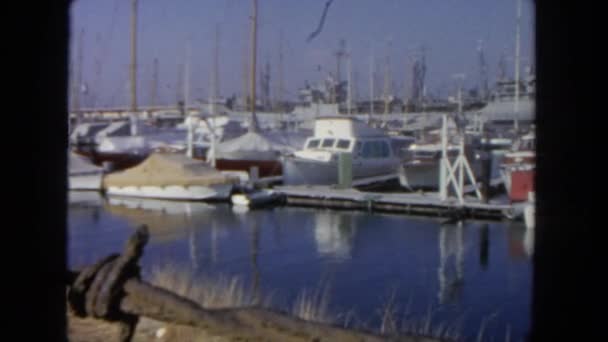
[347,46,352,115]
[369,46,374,124]
[75,28,84,114]
[184,41,191,114]
[185,40,193,158]
[514,0,522,132]
[249,0,259,133]
[211,25,220,116]
[383,38,392,125]
[129,0,138,113]
[278,29,285,123]
[150,58,158,109]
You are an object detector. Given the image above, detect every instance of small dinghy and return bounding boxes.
[230,189,282,208]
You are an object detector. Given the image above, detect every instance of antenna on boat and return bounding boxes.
[249,0,260,133]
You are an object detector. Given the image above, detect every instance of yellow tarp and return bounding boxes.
[103,152,238,188]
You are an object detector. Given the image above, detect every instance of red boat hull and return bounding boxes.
[508,169,535,202]
[214,159,283,178]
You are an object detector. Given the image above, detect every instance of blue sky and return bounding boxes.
[70,0,534,107]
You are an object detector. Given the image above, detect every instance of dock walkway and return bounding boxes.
[275,185,522,221]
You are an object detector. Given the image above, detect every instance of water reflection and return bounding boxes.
[507,223,533,260]
[437,222,464,304]
[313,211,357,261]
[250,218,261,300]
[104,197,216,243]
[523,227,534,257]
[68,199,532,341]
[479,224,490,270]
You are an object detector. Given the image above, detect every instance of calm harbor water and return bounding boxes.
[68,190,533,341]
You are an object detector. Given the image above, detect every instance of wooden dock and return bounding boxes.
[274,185,522,221]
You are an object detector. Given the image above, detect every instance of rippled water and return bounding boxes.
[68,190,533,341]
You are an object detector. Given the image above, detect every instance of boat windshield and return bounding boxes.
[336,139,351,150]
[321,138,336,148]
[307,139,321,149]
[414,151,438,159]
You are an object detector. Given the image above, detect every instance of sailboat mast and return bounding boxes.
[514,0,522,131]
[249,0,259,132]
[383,40,391,123]
[347,52,352,115]
[151,58,158,108]
[211,25,220,116]
[278,30,285,121]
[73,28,84,114]
[369,46,374,122]
[184,41,191,113]
[130,0,138,112]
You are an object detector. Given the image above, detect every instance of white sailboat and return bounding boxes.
[210,0,308,180]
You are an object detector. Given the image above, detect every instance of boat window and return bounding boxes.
[355,141,362,157]
[361,140,390,158]
[336,139,351,150]
[380,141,390,157]
[361,141,374,158]
[321,138,335,148]
[307,139,320,149]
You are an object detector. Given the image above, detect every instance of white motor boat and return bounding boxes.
[68,151,104,191]
[282,117,401,186]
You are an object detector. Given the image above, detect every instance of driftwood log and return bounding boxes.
[66,225,440,342]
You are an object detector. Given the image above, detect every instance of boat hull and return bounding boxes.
[213,158,283,178]
[501,167,534,202]
[398,162,439,190]
[69,173,103,191]
[105,184,233,201]
[283,157,397,186]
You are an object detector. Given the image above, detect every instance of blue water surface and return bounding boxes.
[68,191,533,341]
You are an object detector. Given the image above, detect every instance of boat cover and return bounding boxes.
[104,152,237,187]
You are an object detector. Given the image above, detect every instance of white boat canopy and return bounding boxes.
[104,152,237,188]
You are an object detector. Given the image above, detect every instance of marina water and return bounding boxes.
[69,191,532,341]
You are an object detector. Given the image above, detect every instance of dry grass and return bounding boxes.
[68,264,510,341]
[144,263,266,341]
[148,264,258,309]
[374,290,463,341]
[291,283,333,324]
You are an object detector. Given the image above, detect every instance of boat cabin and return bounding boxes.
[296,118,397,161]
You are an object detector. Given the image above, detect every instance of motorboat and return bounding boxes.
[282,117,401,186]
